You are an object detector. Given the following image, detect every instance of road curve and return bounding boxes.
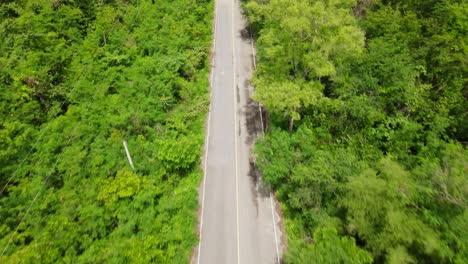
[195,0,282,263]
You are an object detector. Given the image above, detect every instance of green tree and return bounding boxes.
[286,227,373,264]
[247,0,467,262]
[246,0,364,131]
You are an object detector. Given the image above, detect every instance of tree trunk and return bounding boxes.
[289,115,294,133]
[264,108,270,132]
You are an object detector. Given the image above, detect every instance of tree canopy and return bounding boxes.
[246,0,467,263]
[0,0,212,262]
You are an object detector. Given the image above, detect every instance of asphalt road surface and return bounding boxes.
[195,0,282,263]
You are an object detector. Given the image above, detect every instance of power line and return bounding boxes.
[0,15,123,196]
[0,65,89,196]
[0,122,81,260]
[1,0,147,195]
[0,2,147,259]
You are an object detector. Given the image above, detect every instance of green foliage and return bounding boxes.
[97,169,143,205]
[248,0,467,262]
[286,227,373,264]
[158,134,202,172]
[0,0,213,262]
[253,78,323,130]
[246,0,364,130]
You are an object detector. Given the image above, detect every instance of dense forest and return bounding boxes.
[245,0,467,263]
[0,0,212,262]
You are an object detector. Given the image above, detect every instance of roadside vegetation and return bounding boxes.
[244,0,467,263]
[0,0,212,262]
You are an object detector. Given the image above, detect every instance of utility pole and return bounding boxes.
[122,140,135,169]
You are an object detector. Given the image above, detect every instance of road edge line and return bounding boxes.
[248,16,281,264]
[197,0,218,263]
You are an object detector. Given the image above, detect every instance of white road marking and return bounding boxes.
[270,195,281,264]
[249,16,281,264]
[197,0,218,263]
[232,0,241,264]
[199,1,280,263]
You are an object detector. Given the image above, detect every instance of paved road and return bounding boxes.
[195,0,282,264]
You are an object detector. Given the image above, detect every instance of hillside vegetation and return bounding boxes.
[245,0,467,263]
[0,0,212,262]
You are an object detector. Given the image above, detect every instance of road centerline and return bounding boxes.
[232,0,240,264]
[196,0,282,263]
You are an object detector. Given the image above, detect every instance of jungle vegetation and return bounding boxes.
[245,0,467,263]
[0,0,212,262]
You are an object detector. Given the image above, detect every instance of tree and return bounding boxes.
[0,0,213,262]
[286,227,373,264]
[246,0,364,131]
[248,0,468,262]
[253,78,322,131]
